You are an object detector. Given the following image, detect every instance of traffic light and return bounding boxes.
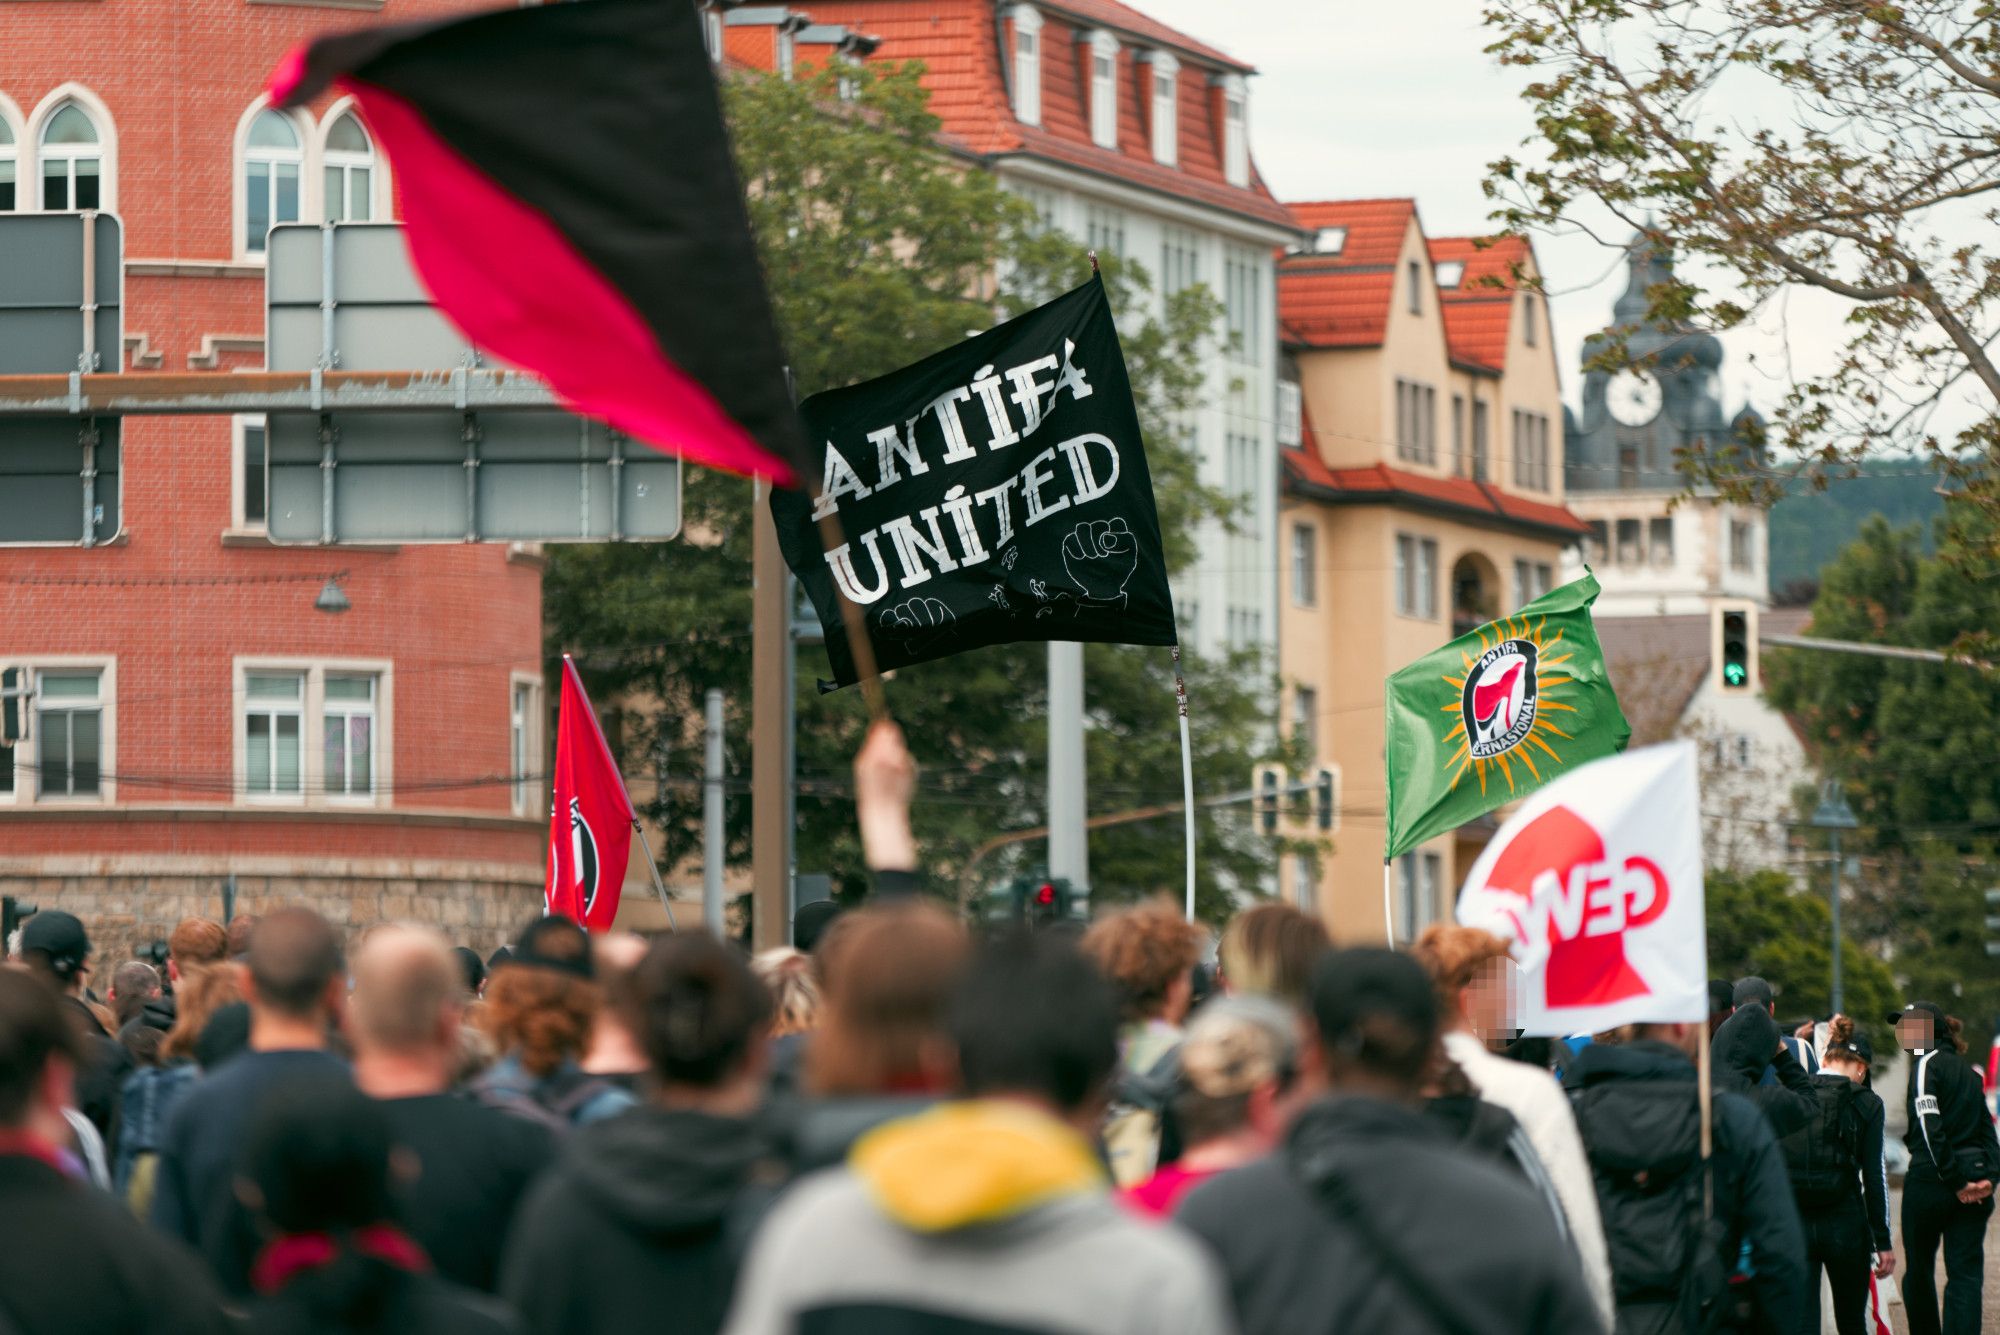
[984,875,1083,928]
[1255,765,1284,837]
[1720,610,1752,691]
[1315,767,1337,833]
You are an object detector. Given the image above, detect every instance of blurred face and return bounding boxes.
[1463,956,1521,1047]
[1897,1013,1934,1051]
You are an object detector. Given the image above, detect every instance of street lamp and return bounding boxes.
[1810,779,1859,1013]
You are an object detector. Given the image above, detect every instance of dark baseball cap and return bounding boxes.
[510,916,594,980]
[1826,1029,1874,1067]
[1731,976,1774,1009]
[19,910,91,976]
[1886,1000,1948,1028]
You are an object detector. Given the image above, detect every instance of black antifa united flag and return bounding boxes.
[775,277,1178,690]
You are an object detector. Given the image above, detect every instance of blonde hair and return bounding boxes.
[1218,904,1329,1007]
[753,947,823,1039]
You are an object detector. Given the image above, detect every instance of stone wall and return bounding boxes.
[0,855,542,963]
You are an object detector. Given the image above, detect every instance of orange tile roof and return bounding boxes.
[1277,199,1416,348]
[766,1,1295,228]
[1283,451,1591,539]
[1429,234,1531,372]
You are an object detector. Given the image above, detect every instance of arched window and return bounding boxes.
[0,117,15,212]
[322,113,375,223]
[244,109,302,254]
[40,104,102,211]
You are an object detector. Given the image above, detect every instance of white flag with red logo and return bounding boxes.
[545,656,635,932]
[1456,741,1706,1037]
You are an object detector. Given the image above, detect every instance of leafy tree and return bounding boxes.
[546,60,1289,925]
[1767,458,1945,590]
[1483,1,1999,522]
[1705,868,1899,1052]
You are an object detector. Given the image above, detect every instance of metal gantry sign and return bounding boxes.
[263,222,681,545]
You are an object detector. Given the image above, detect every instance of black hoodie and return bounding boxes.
[1711,1006,1816,1140]
[499,1106,777,1335]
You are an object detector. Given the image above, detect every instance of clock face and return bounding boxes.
[1606,369,1663,427]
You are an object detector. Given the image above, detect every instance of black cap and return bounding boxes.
[453,946,486,994]
[510,916,594,980]
[1731,976,1774,1010]
[1887,1000,1948,1028]
[19,910,91,977]
[793,900,845,955]
[1826,1030,1874,1067]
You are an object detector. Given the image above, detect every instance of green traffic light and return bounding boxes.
[1724,663,1747,686]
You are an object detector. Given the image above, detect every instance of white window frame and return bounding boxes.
[230,414,269,535]
[1434,260,1465,289]
[318,99,387,225]
[1224,246,1262,366]
[1513,558,1552,609]
[1291,522,1317,607]
[26,86,115,215]
[321,674,379,800]
[1084,203,1126,259]
[0,658,116,805]
[1292,685,1318,759]
[1276,380,1302,448]
[1395,533,1438,620]
[234,98,311,262]
[510,671,544,817]
[1144,51,1178,166]
[233,658,394,807]
[0,94,21,214]
[1218,73,1248,187]
[1009,5,1043,127]
[1087,30,1120,150]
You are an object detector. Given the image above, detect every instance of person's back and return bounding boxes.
[468,917,635,1133]
[503,931,782,1335]
[724,932,1232,1335]
[1177,948,1596,1335]
[0,969,228,1335]
[1566,1030,1809,1335]
[151,907,351,1298]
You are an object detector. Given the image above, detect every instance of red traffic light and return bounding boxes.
[1035,883,1056,907]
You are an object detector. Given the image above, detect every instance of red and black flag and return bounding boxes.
[269,0,810,484]
[545,657,635,932]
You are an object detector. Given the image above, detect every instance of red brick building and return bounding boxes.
[0,0,546,956]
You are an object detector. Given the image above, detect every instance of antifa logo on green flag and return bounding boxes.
[1383,573,1632,860]
[773,276,1179,690]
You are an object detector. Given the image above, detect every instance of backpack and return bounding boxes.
[1783,1077,1862,1208]
[469,1063,627,1135]
[1572,1079,1732,1333]
[1101,1045,1181,1189]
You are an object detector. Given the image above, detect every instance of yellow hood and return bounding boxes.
[850,1099,1105,1233]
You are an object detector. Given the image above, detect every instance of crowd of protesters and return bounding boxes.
[2,722,1996,1335]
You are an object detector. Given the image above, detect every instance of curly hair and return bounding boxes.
[1081,899,1204,1025]
[1409,924,1514,1009]
[1218,904,1329,1007]
[753,947,823,1039]
[162,962,244,1063]
[806,901,969,1097]
[479,965,601,1077]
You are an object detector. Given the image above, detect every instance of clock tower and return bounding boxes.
[1560,235,1771,616]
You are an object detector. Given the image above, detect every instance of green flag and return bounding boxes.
[1384,572,1630,860]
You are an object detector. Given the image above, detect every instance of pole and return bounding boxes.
[703,688,726,935]
[1048,642,1089,895]
[631,821,678,930]
[1383,861,1394,947]
[1829,827,1844,1014]
[751,477,790,953]
[1173,646,1196,921]
[1696,1028,1714,1218]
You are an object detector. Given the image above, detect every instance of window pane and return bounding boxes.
[0,738,13,794]
[73,159,98,210]
[275,714,301,791]
[349,167,371,222]
[40,672,98,699]
[326,113,368,153]
[248,673,302,701]
[275,162,299,225]
[324,166,343,222]
[246,161,270,252]
[40,713,72,793]
[324,676,373,703]
[243,425,267,523]
[0,120,10,146]
[43,162,65,211]
[324,716,346,793]
[248,109,299,150]
[70,711,98,793]
[350,717,371,793]
[43,106,97,145]
[0,159,14,213]
[248,714,271,791]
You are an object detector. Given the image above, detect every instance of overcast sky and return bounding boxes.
[1138,0,1818,422]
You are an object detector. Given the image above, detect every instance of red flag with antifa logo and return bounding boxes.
[267,0,810,484]
[545,657,633,932]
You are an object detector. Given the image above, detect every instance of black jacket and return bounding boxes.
[1901,1043,2000,1191]
[500,1106,776,1335]
[1712,1006,1816,1139]
[1566,1040,1809,1335]
[0,1149,228,1335]
[249,1261,516,1335]
[1175,1095,1600,1335]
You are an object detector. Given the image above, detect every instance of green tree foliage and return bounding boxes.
[1483,1,2000,521]
[1705,868,1898,1051]
[1767,458,1945,593]
[545,60,1290,924]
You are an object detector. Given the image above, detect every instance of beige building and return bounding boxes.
[1275,199,1589,943]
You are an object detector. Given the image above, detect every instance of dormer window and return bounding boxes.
[1217,74,1248,187]
[1143,51,1179,166]
[1009,6,1042,127]
[1087,31,1120,149]
[1434,260,1465,289]
[1314,226,1346,255]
